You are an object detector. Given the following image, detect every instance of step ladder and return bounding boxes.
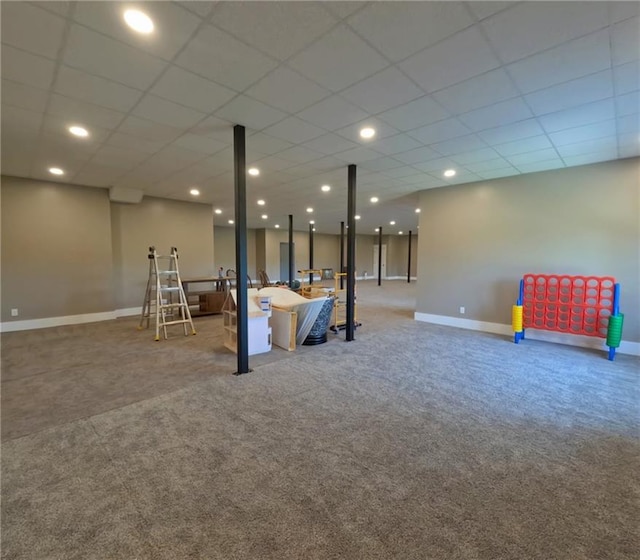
[139,246,196,341]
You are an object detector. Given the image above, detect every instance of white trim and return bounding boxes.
[357,275,417,281]
[414,313,640,357]
[1,311,117,333]
[115,307,141,317]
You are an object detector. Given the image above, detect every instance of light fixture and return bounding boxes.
[68,125,88,138]
[261,214,268,219]
[275,224,280,229]
[444,169,456,178]
[228,219,234,224]
[354,215,361,220]
[123,9,154,34]
[312,227,316,232]
[359,127,376,139]
[48,167,64,175]
[415,208,421,213]
[214,208,222,214]
[190,188,200,196]
[309,220,315,224]
[257,199,266,206]
[398,231,403,235]
[390,220,396,225]
[248,167,260,176]
[374,228,379,232]
[321,185,331,192]
[370,196,379,203]
[306,207,313,213]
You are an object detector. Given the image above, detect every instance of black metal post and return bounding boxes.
[346,165,356,342]
[339,221,345,290]
[377,227,382,286]
[309,223,314,285]
[233,125,249,375]
[288,214,294,287]
[407,230,412,283]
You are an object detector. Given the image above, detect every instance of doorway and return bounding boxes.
[373,244,387,280]
[280,242,295,283]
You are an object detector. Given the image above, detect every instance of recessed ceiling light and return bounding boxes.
[321,185,331,192]
[48,167,64,175]
[228,219,234,224]
[309,220,315,224]
[370,196,379,203]
[444,169,456,178]
[214,208,222,214]
[375,228,379,232]
[354,215,361,220]
[257,199,266,206]
[68,125,88,138]
[261,214,268,219]
[123,9,154,34]
[398,231,403,235]
[390,220,396,225]
[248,167,260,176]
[275,224,280,229]
[415,208,421,213]
[312,227,316,232]
[190,188,200,196]
[306,207,313,213]
[360,127,376,139]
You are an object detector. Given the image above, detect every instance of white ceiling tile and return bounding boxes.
[335,117,400,142]
[262,116,326,144]
[304,156,346,172]
[617,114,640,135]
[132,95,206,128]
[440,169,483,184]
[466,2,517,21]
[481,2,608,63]
[245,67,331,113]
[73,163,128,187]
[562,152,618,167]
[430,134,488,156]
[334,147,381,164]
[539,99,616,133]
[616,91,640,117]
[73,1,201,61]
[340,66,424,114]
[549,120,617,146]
[478,118,545,145]
[175,24,278,91]
[348,2,474,62]
[247,132,292,155]
[359,157,404,172]
[276,146,324,164]
[214,95,287,131]
[402,172,447,186]
[514,159,565,174]
[47,93,126,130]
[64,25,166,90]
[377,96,450,132]
[251,155,295,172]
[507,30,611,94]
[463,157,513,172]
[612,17,640,66]
[1,45,55,89]
[555,136,618,158]
[610,2,640,23]
[54,66,143,113]
[1,2,65,59]
[287,24,389,92]
[451,147,501,165]
[459,97,533,131]
[150,66,236,114]
[174,1,217,19]
[143,145,208,171]
[506,148,560,166]
[400,26,501,93]
[432,69,519,114]
[40,113,111,144]
[382,165,423,179]
[118,115,184,143]
[393,146,441,164]
[172,133,229,155]
[1,107,43,135]
[188,116,235,144]
[212,2,337,61]
[373,134,423,156]
[613,62,640,95]
[1,80,48,113]
[106,131,170,154]
[476,167,520,180]
[618,143,640,159]
[525,70,614,115]
[301,133,359,155]
[89,145,150,171]
[30,2,71,17]
[493,135,553,157]
[411,157,459,173]
[407,117,471,145]
[296,95,369,132]
[322,2,366,20]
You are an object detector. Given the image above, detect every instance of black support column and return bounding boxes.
[339,221,345,290]
[233,125,249,375]
[309,223,314,284]
[346,165,356,342]
[377,227,383,286]
[288,214,294,287]
[407,230,412,283]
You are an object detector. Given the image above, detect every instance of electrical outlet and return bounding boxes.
[459,306,465,314]
[11,308,18,317]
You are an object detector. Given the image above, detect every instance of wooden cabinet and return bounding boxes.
[182,277,230,316]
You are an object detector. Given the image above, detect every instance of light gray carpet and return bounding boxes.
[2,281,639,559]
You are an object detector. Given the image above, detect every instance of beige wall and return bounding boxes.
[416,158,640,342]
[213,226,257,279]
[111,196,215,309]
[1,176,114,321]
[385,233,419,278]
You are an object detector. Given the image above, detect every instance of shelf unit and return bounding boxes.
[331,272,358,331]
[223,289,272,355]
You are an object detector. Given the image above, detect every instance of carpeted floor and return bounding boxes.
[2,280,639,559]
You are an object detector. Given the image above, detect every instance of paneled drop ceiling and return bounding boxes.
[1,1,639,234]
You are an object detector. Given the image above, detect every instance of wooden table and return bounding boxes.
[182,277,231,316]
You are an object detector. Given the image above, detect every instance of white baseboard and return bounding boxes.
[0,311,118,333]
[414,312,640,357]
[358,276,417,281]
[116,307,141,317]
